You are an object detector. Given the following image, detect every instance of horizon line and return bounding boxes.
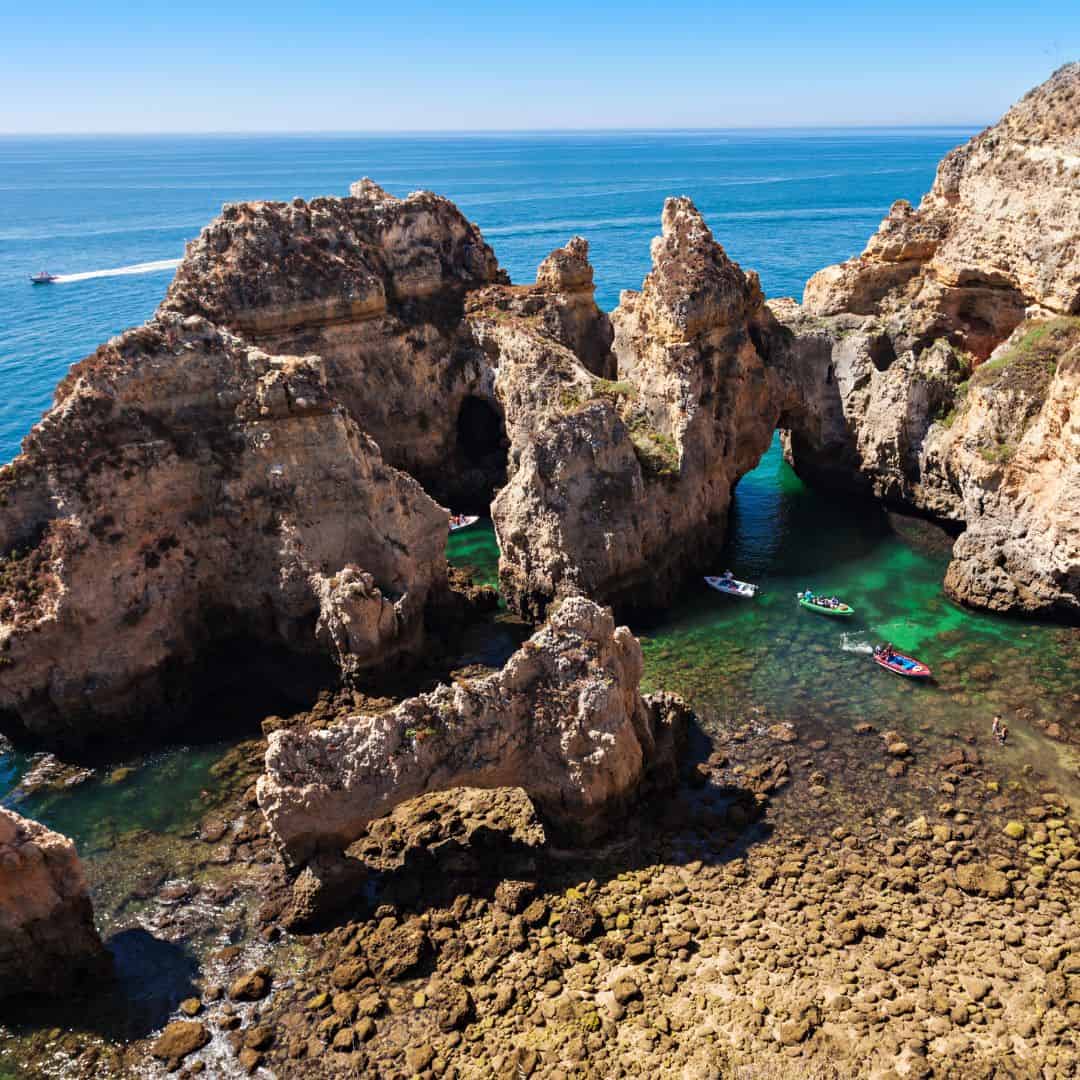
[0,122,987,138]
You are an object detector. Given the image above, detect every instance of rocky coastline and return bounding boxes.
[0,64,1078,1080]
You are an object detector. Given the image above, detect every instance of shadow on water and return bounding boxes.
[3,929,199,1042]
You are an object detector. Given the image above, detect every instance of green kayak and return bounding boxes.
[797,593,854,617]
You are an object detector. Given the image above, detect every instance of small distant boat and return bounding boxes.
[873,645,931,679]
[705,574,758,598]
[30,271,58,285]
[797,590,854,617]
[449,515,480,533]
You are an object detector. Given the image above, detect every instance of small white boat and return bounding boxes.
[704,574,758,598]
[449,515,480,533]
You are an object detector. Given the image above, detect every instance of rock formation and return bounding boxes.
[0,314,446,743]
[258,596,689,865]
[0,807,107,997]
[483,208,782,619]
[162,179,509,509]
[775,63,1080,617]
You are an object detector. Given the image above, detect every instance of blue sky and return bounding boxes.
[2,2,1077,132]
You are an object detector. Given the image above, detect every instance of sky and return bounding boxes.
[1,1,1078,133]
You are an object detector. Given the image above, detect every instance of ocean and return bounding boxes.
[0,129,976,463]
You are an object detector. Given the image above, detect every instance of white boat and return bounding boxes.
[704,574,758,598]
[449,515,480,533]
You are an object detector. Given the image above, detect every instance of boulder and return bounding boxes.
[0,807,108,998]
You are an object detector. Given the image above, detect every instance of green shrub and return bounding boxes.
[628,417,680,478]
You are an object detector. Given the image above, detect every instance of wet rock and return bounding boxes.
[228,967,271,1002]
[151,1022,210,1068]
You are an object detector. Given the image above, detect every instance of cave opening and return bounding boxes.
[869,335,897,372]
[456,395,504,462]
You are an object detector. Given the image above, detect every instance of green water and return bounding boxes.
[0,741,236,857]
[447,437,1080,815]
[447,520,502,589]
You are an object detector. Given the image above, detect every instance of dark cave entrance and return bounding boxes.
[456,395,504,462]
[446,394,509,514]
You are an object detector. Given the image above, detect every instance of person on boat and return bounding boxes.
[723,569,734,580]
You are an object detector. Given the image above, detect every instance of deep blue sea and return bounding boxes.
[0,130,976,464]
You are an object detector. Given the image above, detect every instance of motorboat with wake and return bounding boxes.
[872,643,931,679]
[30,271,58,285]
[705,572,758,598]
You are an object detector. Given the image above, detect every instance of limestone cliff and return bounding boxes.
[777,63,1080,617]
[258,596,689,865]
[0,807,107,997]
[0,314,446,743]
[483,206,781,619]
[162,179,509,509]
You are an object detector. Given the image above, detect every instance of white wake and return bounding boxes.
[840,633,874,655]
[53,258,181,284]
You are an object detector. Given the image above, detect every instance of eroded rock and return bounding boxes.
[258,596,689,865]
[0,807,108,998]
[0,316,446,742]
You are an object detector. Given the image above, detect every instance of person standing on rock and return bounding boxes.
[992,715,1002,741]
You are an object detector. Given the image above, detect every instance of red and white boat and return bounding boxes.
[872,645,931,679]
[449,515,480,533]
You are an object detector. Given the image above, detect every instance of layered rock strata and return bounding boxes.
[775,63,1080,617]
[162,179,509,508]
[483,206,781,619]
[258,596,689,865]
[0,315,446,742]
[0,807,107,997]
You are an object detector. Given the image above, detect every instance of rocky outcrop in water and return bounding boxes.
[0,314,446,743]
[775,63,1080,617]
[484,205,781,619]
[0,807,107,997]
[162,178,509,509]
[258,596,689,865]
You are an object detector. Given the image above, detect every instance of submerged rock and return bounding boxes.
[0,807,108,998]
[258,596,689,865]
